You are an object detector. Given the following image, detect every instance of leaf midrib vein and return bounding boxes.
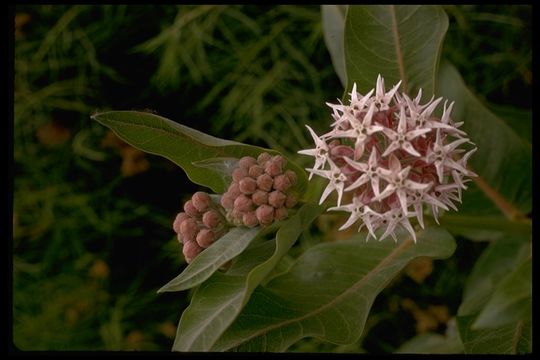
[389,5,408,92]
[231,238,414,347]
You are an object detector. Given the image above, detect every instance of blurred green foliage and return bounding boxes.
[13,4,530,351]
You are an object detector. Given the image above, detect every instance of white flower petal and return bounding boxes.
[382,141,401,157]
[402,141,422,157]
[400,216,417,243]
[396,189,409,215]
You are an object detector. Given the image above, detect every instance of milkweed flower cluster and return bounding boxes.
[172,153,298,263]
[298,75,477,242]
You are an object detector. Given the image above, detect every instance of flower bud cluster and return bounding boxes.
[172,191,229,263]
[220,153,298,227]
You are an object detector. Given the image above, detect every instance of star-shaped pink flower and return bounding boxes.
[328,195,381,239]
[382,106,431,157]
[426,130,472,182]
[378,206,418,243]
[307,157,348,206]
[325,102,383,158]
[343,147,382,196]
[374,75,402,110]
[374,154,432,215]
[297,125,330,180]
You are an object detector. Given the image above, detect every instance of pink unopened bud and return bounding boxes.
[330,145,354,159]
[328,140,340,150]
[239,156,257,170]
[264,161,282,177]
[239,177,257,195]
[173,212,190,233]
[252,190,268,206]
[202,210,222,228]
[248,164,264,178]
[285,193,297,208]
[234,194,254,212]
[220,193,234,209]
[196,229,216,248]
[255,204,274,226]
[284,170,297,186]
[227,182,241,197]
[273,174,292,192]
[274,207,288,221]
[183,200,199,217]
[341,163,357,175]
[232,168,248,182]
[183,241,203,263]
[242,211,259,228]
[257,174,273,192]
[257,152,272,165]
[272,155,287,168]
[179,218,199,242]
[268,190,287,208]
[192,191,212,212]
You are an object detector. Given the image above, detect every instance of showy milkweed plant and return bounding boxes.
[93,5,531,354]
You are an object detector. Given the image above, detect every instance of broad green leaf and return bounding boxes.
[191,157,239,181]
[321,5,348,87]
[436,62,532,219]
[435,214,532,242]
[488,103,532,146]
[92,111,307,194]
[457,316,531,354]
[459,240,530,316]
[472,258,532,329]
[344,5,448,98]
[172,203,324,351]
[212,227,456,351]
[157,227,260,293]
[396,332,463,354]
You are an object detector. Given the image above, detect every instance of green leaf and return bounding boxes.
[172,203,324,351]
[157,227,260,293]
[488,103,532,146]
[396,331,463,354]
[191,157,239,181]
[436,62,532,219]
[472,258,532,329]
[344,5,448,97]
[91,111,307,194]
[212,227,456,351]
[459,240,530,316]
[457,316,531,354]
[435,214,532,242]
[321,5,348,87]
